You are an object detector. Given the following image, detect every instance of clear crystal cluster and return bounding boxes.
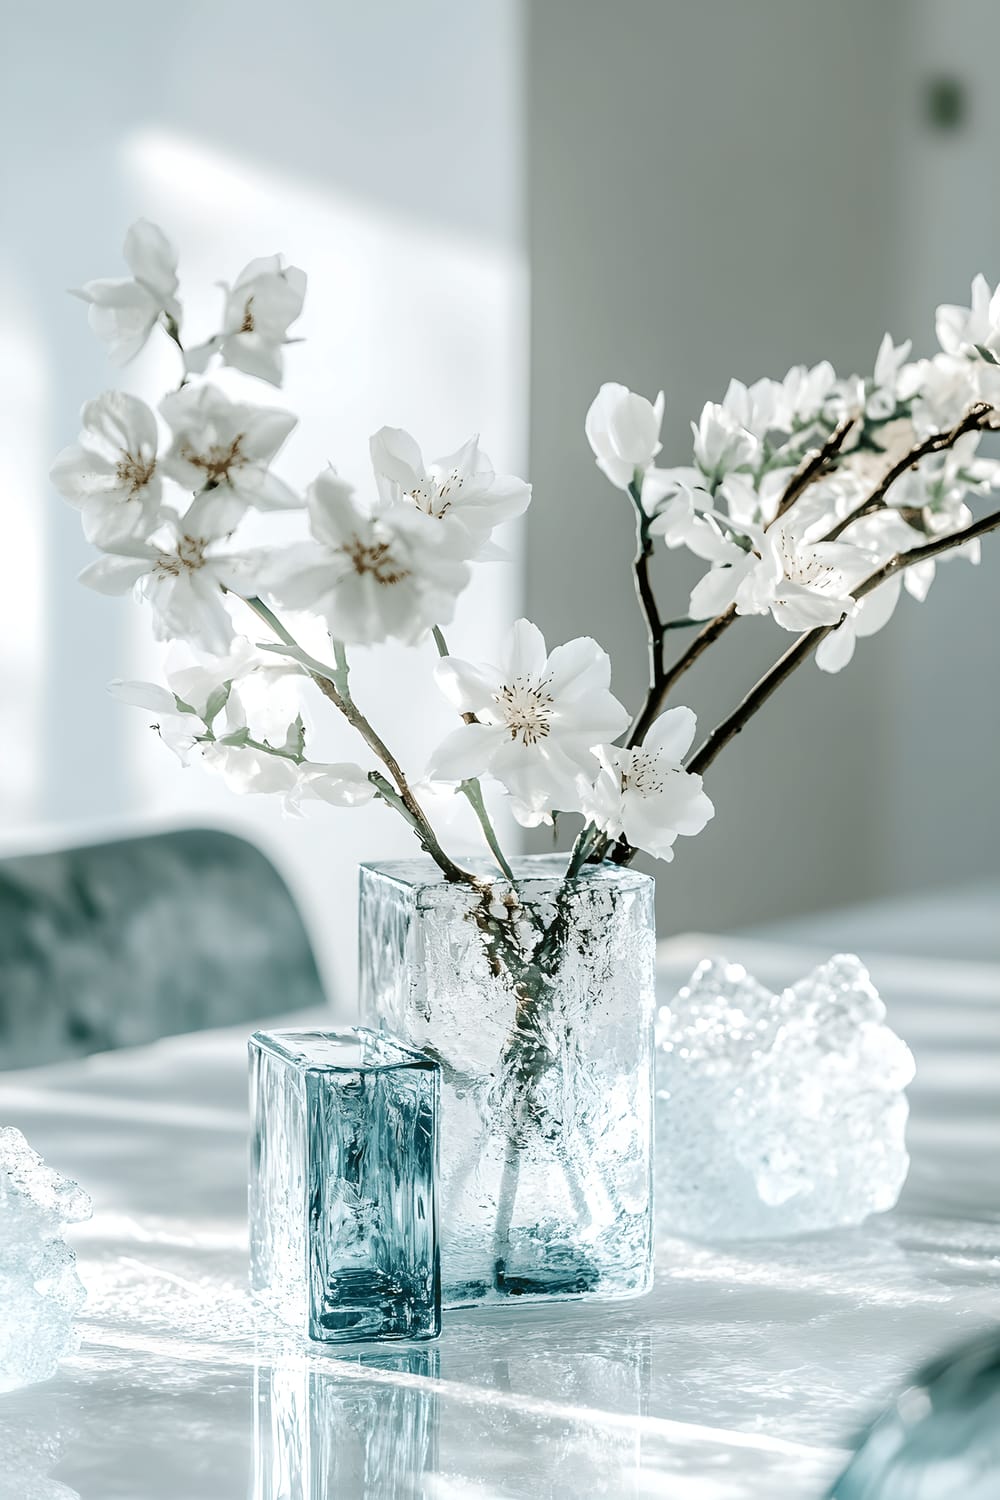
[655,955,915,1240]
[0,1127,92,1392]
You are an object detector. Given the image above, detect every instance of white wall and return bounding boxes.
[525,0,999,935]
[878,0,1000,896]
[0,1,526,1005]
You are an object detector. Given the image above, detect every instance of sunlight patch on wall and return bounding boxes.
[0,267,47,827]
[118,129,528,997]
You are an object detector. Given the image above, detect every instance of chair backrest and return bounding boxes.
[0,829,326,1069]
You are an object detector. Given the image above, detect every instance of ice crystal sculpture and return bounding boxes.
[655,954,915,1240]
[830,1327,1000,1498]
[359,855,656,1308]
[0,1127,92,1392]
[249,1028,441,1342]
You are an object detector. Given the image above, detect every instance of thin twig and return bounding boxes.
[769,414,857,526]
[241,596,477,886]
[825,403,995,540]
[623,421,854,750]
[680,504,1000,783]
[432,625,517,879]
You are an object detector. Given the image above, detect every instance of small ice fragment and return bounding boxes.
[0,1127,92,1391]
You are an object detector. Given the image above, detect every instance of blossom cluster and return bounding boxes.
[54,222,1000,880]
[586,309,1000,672]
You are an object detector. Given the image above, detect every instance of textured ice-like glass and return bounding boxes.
[248,1028,440,1342]
[359,855,656,1308]
[0,1126,91,1392]
[656,954,915,1240]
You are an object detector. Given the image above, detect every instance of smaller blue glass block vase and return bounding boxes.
[249,1028,440,1343]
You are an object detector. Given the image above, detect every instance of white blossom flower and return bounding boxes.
[50,391,163,548]
[78,495,261,654]
[585,383,665,490]
[580,708,714,862]
[647,482,722,554]
[428,618,629,824]
[936,274,1000,361]
[160,384,299,516]
[109,640,302,769]
[186,255,307,386]
[73,220,180,364]
[689,515,874,630]
[779,361,839,426]
[721,376,787,441]
[691,401,759,484]
[265,470,470,645]
[369,427,530,553]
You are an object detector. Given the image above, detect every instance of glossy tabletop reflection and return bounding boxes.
[2,902,999,1499]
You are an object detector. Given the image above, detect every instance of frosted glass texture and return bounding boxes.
[359,856,656,1308]
[249,1027,440,1342]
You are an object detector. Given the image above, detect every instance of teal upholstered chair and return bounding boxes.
[0,829,325,1069]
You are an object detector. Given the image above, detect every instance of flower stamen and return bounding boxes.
[495,675,554,745]
[341,537,410,586]
[114,452,156,499]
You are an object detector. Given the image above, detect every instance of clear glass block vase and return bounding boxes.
[359,855,656,1308]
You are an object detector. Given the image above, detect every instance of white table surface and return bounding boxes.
[2,894,999,1499]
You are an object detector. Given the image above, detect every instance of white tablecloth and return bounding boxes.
[2,902,999,1499]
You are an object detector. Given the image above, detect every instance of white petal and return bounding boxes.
[108,679,177,713]
[369,426,425,487]
[689,564,741,619]
[427,723,502,782]
[306,470,361,548]
[297,763,375,807]
[854,575,901,638]
[231,403,297,464]
[643,706,697,762]
[50,442,105,504]
[434,656,499,715]
[78,553,150,595]
[83,389,159,457]
[770,588,850,632]
[123,219,178,303]
[545,635,611,699]
[219,333,284,386]
[815,621,857,673]
[228,466,301,512]
[502,618,547,680]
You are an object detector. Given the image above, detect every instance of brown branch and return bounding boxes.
[769,414,857,526]
[681,503,1000,783]
[825,402,995,541]
[623,417,856,752]
[308,670,475,885]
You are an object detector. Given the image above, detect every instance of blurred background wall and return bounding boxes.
[1,1,997,993]
[525,0,1000,935]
